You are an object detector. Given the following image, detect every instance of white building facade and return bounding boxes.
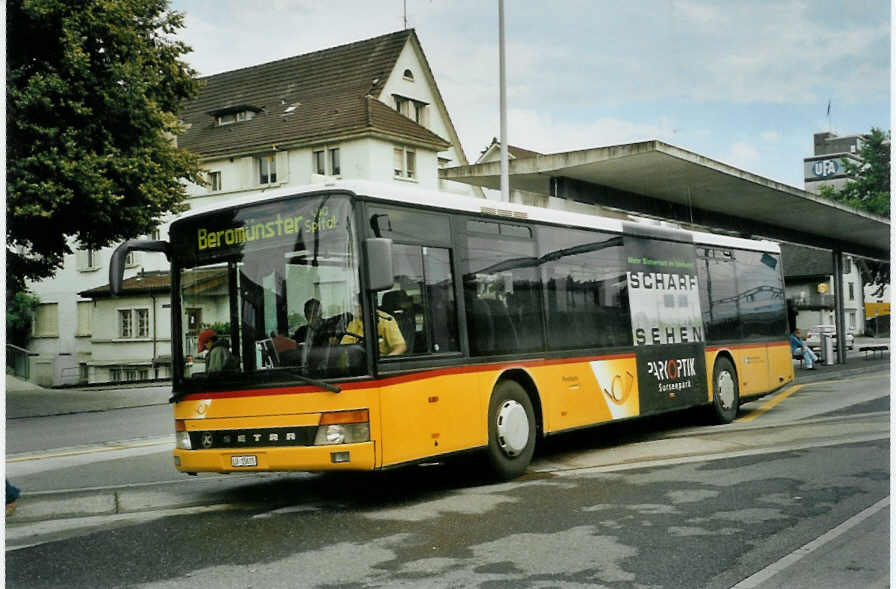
[26,29,481,386]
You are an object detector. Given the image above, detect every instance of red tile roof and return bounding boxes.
[79,268,229,298]
[179,30,450,157]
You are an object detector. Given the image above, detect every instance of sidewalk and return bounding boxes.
[5,375,171,419]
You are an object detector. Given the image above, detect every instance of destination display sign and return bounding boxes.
[171,194,351,264]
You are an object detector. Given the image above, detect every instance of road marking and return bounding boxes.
[730,496,890,588]
[737,385,804,423]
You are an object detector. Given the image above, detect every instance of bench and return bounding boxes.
[792,350,805,367]
[858,344,889,359]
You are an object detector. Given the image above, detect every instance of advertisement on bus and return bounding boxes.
[626,236,707,413]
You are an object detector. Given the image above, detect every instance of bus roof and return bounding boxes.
[175,180,780,254]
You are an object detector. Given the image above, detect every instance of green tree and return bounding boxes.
[819,127,890,217]
[6,292,41,347]
[6,0,205,296]
[818,127,890,291]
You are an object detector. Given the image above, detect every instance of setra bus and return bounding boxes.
[110,181,794,480]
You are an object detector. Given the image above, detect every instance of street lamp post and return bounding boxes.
[498,0,509,203]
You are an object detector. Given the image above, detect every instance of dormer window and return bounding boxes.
[216,111,255,126]
[208,105,261,127]
[403,68,414,81]
[393,94,429,128]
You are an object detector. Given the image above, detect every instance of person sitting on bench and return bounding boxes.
[790,328,818,370]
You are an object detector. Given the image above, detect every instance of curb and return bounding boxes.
[7,476,264,525]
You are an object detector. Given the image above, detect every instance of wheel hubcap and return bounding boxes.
[717,371,735,409]
[496,400,529,456]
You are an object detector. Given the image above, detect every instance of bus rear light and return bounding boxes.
[319,409,369,425]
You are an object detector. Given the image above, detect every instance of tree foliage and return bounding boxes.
[6,0,205,294]
[818,127,890,288]
[818,127,890,217]
[6,292,41,347]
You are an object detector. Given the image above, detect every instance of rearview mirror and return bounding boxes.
[109,239,170,295]
[365,238,393,292]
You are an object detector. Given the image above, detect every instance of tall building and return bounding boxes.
[791,130,871,336]
[25,29,481,386]
[803,131,865,194]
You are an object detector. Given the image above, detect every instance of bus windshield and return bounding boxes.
[171,193,364,388]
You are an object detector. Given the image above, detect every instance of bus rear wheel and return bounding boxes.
[711,357,739,424]
[486,379,536,480]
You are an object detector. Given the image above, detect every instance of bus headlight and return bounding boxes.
[176,431,192,450]
[314,410,370,445]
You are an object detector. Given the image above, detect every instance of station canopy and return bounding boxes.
[441,140,889,261]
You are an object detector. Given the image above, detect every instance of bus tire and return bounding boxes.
[486,379,536,480]
[711,356,739,424]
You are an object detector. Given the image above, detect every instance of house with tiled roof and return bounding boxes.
[179,29,481,206]
[25,29,483,386]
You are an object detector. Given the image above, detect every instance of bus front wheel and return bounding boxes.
[486,379,536,480]
[711,357,739,424]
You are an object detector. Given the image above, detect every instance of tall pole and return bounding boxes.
[498,0,509,202]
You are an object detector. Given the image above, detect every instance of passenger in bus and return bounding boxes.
[294,298,327,346]
[341,296,407,355]
[206,332,237,372]
[197,328,216,358]
[790,328,818,370]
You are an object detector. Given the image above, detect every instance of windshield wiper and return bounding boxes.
[169,370,340,402]
[281,369,342,394]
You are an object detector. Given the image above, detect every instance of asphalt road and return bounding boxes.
[6,403,174,454]
[5,368,890,588]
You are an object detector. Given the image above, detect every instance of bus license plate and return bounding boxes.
[231,455,257,467]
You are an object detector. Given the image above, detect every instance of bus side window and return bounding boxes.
[379,244,459,355]
[537,226,630,350]
[423,247,459,353]
[698,249,741,341]
[463,222,541,355]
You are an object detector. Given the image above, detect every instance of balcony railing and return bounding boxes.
[6,343,37,379]
[788,293,835,309]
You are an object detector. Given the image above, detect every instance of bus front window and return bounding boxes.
[175,195,364,386]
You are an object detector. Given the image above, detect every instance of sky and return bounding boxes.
[169,0,890,189]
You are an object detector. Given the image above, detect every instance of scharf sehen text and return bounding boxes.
[635,326,704,345]
[627,271,698,291]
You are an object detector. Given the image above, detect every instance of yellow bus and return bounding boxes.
[111,181,794,480]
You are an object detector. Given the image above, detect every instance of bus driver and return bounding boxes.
[341,295,407,356]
